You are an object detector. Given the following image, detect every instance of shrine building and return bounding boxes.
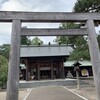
[20,45,73,81]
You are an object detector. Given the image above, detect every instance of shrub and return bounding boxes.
[0,55,8,88]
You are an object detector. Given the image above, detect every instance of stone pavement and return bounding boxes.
[26,86,86,100]
[67,85,96,100]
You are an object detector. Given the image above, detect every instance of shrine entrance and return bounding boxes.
[0,11,100,100]
[20,56,65,80]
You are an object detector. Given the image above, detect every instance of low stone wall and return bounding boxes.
[19,79,88,88]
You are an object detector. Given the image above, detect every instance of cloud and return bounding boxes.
[0,0,7,4]
[95,26,100,34]
[0,0,78,13]
[0,23,11,44]
[0,35,10,45]
[20,0,77,12]
[1,0,31,11]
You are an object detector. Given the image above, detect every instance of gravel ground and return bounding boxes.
[0,89,29,100]
[66,79,96,100]
[0,86,96,100]
[0,79,97,100]
[66,85,96,100]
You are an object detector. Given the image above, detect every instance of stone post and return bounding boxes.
[6,20,21,100]
[87,20,100,100]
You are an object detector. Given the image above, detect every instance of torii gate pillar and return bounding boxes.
[87,20,100,100]
[6,20,21,100]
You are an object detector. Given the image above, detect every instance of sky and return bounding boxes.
[0,0,100,45]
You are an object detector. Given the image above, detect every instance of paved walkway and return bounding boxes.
[26,86,87,100]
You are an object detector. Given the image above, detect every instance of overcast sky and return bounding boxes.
[0,0,100,45]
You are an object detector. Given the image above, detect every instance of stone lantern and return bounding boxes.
[73,61,81,89]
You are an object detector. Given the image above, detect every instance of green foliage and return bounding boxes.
[56,0,100,60]
[68,36,90,60]
[0,44,10,60]
[73,0,100,12]
[55,36,68,44]
[55,22,83,47]
[55,22,90,60]
[59,23,80,29]
[55,23,80,48]
[73,0,100,60]
[31,37,43,45]
[21,36,31,45]
[0,55,8,88]
[21,36,43,45]
[73,0,100,25]
[69,43,90,60]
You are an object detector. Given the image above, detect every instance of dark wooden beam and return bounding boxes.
[37,60,40,80]
[0,11,100,22]
[61,59,65,79]
[51,59,54,79]
[21,28,88,36]
[25,59,29,81]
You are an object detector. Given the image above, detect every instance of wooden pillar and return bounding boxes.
[87,20,100,100]
[6,20,21,100]
[25,59,29,81]
[51,59,54,79]
[61,59,65,79]
[59,62,62,78]
[56,65,59,79]
[37,60,40,80]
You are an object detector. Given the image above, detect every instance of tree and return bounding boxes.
[71,0,100,60]
[31,37,43,45]
[69,42,90,60]
[55,22,90,60]
[0,44,10,60]
[55,0,100,60]
[73,0,100,25]
[55,23,80,47]
[73,0,100,13]
[21,36,31,45]
[0,55,8,88]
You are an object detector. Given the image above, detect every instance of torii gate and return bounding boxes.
[0,11,100,100]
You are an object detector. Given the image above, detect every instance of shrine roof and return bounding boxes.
[64,61,92,67]
[20,45,73,57]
